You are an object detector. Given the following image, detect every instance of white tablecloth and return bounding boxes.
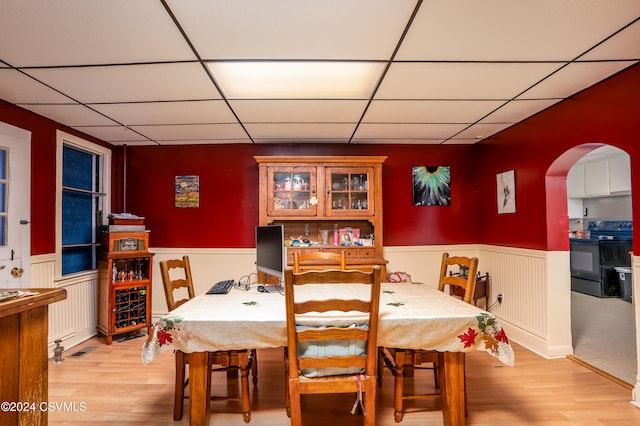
[142,282,514,367]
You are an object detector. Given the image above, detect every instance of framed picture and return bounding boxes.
[175,175,200,208]
[497,170,516,214]
[412,166,451,206]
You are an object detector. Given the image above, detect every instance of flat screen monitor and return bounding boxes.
[255,225,286,282]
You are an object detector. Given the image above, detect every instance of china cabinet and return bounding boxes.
[97,231,153,344]
[255,156,387,276]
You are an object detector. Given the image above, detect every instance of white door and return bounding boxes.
[0,121,30,289]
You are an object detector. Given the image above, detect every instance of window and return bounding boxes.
[57,131,110,277]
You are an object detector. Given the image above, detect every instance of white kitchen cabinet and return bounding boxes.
[608,154,631,193]
[567,163,585,197]
[583,159,609,196]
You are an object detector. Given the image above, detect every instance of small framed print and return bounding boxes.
[175,175,200,208]
[497,170,516,214]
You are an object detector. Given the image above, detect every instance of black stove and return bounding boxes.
[587,220,633,240]
[571,220,632,298]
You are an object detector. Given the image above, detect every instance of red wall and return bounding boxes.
[125,143,478,248]
[3,62,639,255]
[0,101,119,255]
[475,63,640,252]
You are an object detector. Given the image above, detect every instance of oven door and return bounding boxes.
[570,239,600,281]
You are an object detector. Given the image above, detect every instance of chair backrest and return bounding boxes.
[437,252,479,304]
[292,250,347,273]
[284,266,382,379]
[159,255,196,311]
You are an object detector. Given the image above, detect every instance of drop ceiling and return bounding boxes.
[1,0,638,146]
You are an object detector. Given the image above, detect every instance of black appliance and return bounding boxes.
[570,221,632,297]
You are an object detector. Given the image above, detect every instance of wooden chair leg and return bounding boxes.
[364,381,376,426]
[284,347,291,417]
[239,351,251,423]
[174,351,186,421]
[393,350,406,423]
[251,349,258,385]
[288,379,302,426]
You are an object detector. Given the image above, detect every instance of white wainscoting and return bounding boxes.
[32,245,616,365]
[30,254,98,357]
[384,245,573,359]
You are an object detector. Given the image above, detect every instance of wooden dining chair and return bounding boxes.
[284,266,382,426]
[159,256,256,422]
[379,252,479,422]
[292,250,347,273]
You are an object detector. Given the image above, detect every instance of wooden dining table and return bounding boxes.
[142,282,514,426]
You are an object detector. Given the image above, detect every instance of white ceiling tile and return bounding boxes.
[245,123,356,140]
[90,100,237,126]
[0,69,74,104]
[167,0,417,60]
[520,61,638,99]
[354,123,467,139]
[26,63,220,103]
[253,138,349,144]
[0,0,194,66]
[153,139,253,145]
[363,100,505,123]
[397,0,640,61]
[351,138,445,145]
[454,123,517,140]
[130,123,248,141]
[71,126,151,143]
[229,100,368,123]
[377,62,562,100]
[580,21,640,60]
[17,104,117,126]
[481,99,561,124]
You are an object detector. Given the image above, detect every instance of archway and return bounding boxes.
[546,143,636,386]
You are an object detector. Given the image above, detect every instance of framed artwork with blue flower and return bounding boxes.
[412,166,451,206]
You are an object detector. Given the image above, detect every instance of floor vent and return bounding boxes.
[69,346,97,358]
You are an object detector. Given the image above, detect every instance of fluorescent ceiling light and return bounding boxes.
[208,61,384,99]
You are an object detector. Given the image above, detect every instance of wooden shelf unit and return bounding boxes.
[255,156,387,277]
[97,231,153,344]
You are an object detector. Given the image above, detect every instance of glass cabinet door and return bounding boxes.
[325,167,373,216]
[267,167,317,216]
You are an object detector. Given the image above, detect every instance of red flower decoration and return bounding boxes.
[494,328,509,344]
[157,329,173,346]
[458,327,478,348]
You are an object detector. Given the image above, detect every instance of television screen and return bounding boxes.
[255,225,285,280]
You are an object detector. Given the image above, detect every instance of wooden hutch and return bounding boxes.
[255,156,387,277]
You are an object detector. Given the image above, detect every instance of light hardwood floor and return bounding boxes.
[48,336,640,425]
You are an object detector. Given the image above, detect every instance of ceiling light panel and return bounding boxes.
[168,0,416,60]
[208,62,385,99]
[397,0,640,61]
[0,0,194,66]
[26,63,222,103]
[229,99,368,123]
[377,62,562,100]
